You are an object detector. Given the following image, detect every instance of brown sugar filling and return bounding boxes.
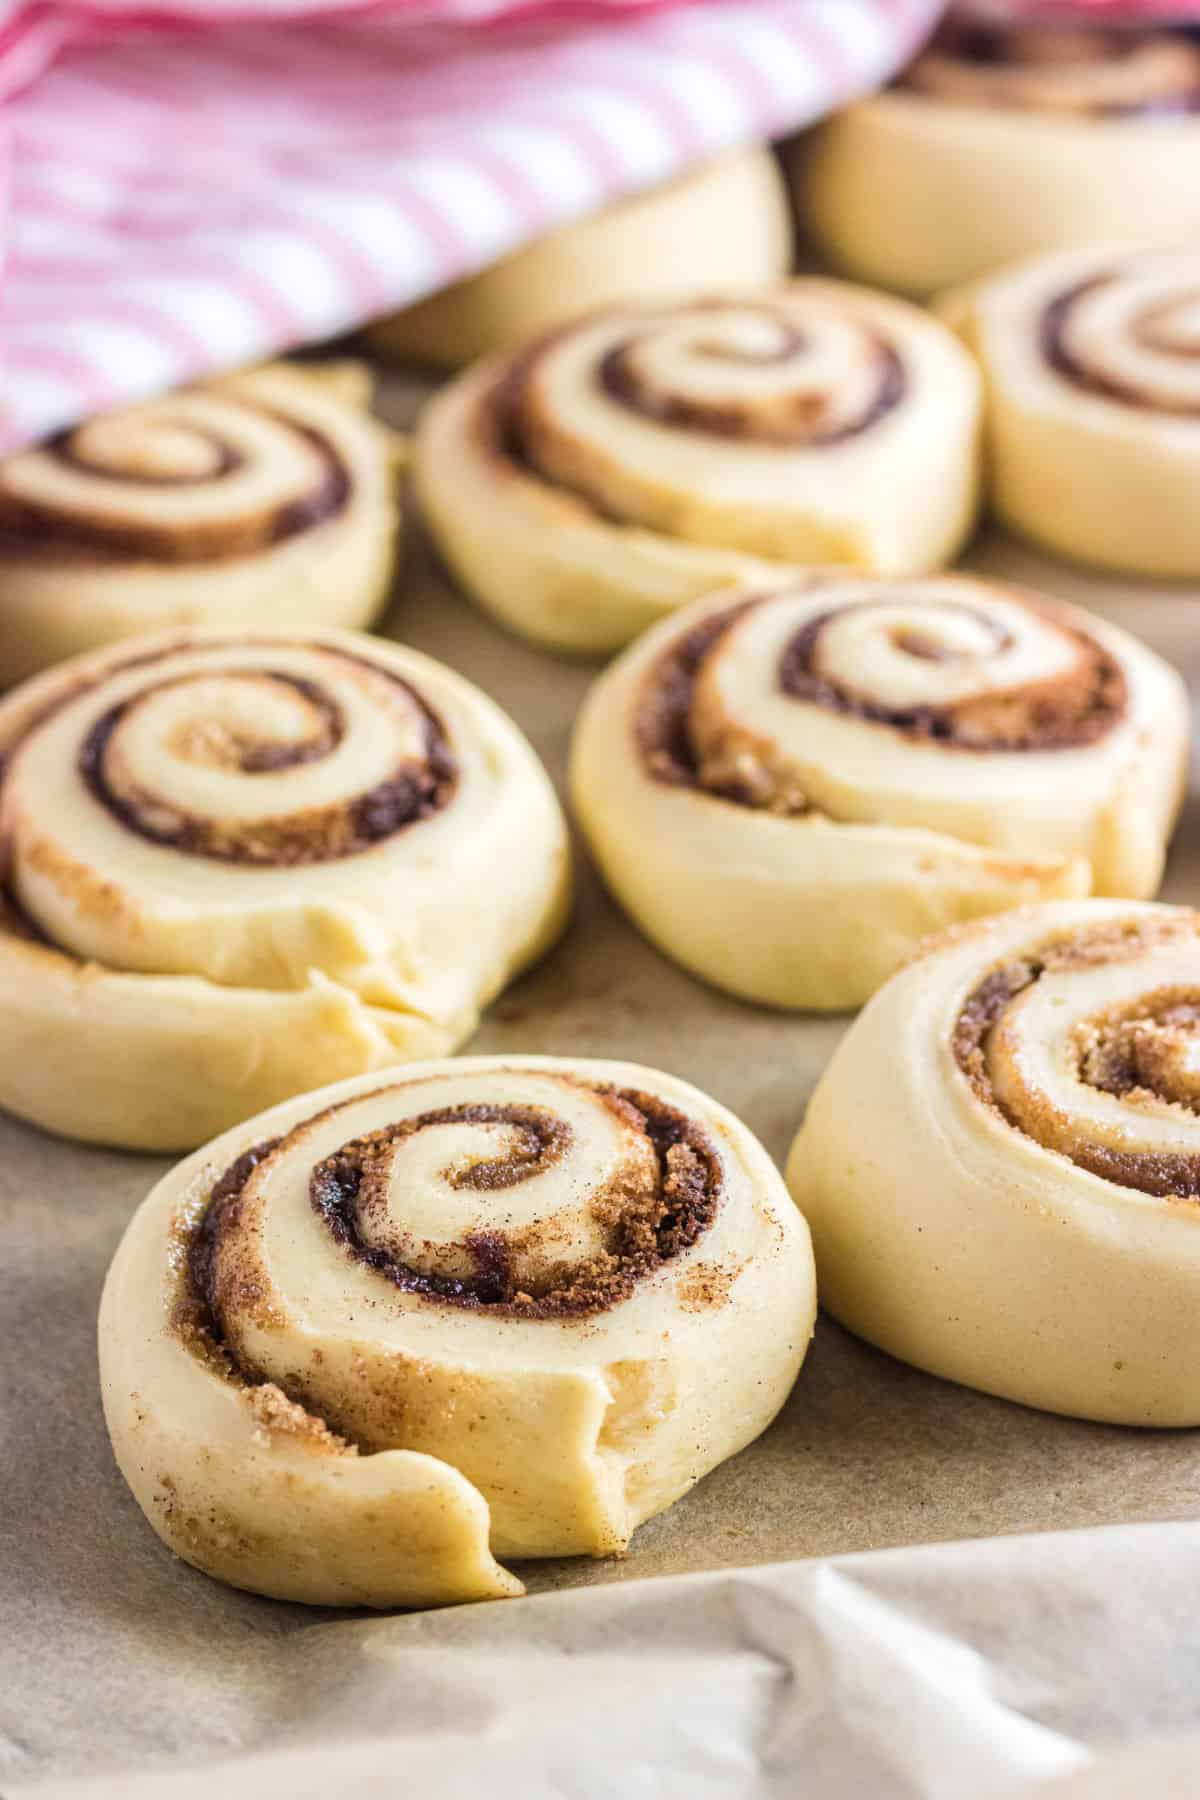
[0,408,351,564]
[76,655,456,865]
[635,594,1127,809]
[1073,992,1200,1113]
[780,603,1124,749]
[0,638,456,872]
[598,314,906,448]
[181,1081,724,1367]
[478,304,908,515]
[308,1087,720,1314]
[953,918,1200,1198]
[170,1082,724,1461]
[0,641,458,950]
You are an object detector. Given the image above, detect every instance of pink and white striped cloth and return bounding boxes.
[0,0,943,450]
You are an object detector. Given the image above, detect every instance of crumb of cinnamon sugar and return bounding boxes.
[246,1382,356,1455]
[676,1260,743,1313]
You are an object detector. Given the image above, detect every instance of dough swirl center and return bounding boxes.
[636,585,1126,814]
[0,390,352,563]
[1042,263,1200,415]
[593,305,906,448]
[184,1076,725,1371]
[59,646,457,865]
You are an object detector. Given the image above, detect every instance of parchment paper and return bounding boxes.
[4,370,1200,1795]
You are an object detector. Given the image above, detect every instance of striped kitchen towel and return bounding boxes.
[0,0,941,449]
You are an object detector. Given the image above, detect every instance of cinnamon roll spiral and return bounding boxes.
[0,631,568,1150]
[569,574,1186,1010]
[789,900,1200,1424]
[945,244,1200,576]
[100,1056,816,1607]
[0,362,403,686]
[796,24,1200,296]
[414,283,981,653]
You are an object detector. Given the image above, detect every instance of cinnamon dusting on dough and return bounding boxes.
[22,833,137,930]
[677,1260,743,1312]
[1041,915,1195,973]
[152,1475,273,1561]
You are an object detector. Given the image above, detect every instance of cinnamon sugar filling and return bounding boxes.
[954,919,1200,1197]
[0,638,457,879]
[476,304,909,515]
[598,314,906,448]
[78,661,455,865]
[179,1081,723,1378]
[635,594,1127,812]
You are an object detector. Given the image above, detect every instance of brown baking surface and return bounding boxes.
[3,369,1200,1789]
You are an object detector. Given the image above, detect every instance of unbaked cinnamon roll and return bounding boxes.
[100,1055,816,1607]
[790,899,1200,1424]
[414,284,981,653]
[569,574,1186,1010]
[0,631,568,1150]
[795,22,1200,296]
[0,361,403,685]
[943,244,1200,576]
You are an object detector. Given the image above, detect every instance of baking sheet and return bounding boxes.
[4,368,1200,1794]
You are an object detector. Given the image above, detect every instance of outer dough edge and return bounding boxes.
[413,357,775,655]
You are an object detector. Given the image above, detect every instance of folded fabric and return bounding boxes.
[0,0,941,451]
